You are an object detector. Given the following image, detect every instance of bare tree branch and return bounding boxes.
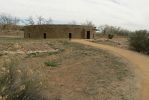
[37,16,45,25]
[45,18,53,24]
[25,16,35,25]
[82,20,95,27]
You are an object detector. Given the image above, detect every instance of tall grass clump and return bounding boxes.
[0,57,49,100]
[129,30,149,54]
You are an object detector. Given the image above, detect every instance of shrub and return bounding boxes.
[27,52,40,57]
[108,34,114,39]
[0,57,49,100]
[129,30,149,54]
[48,52,58,55]
[45,61,59,67]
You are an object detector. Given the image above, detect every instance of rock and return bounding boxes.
[84,87,99,95]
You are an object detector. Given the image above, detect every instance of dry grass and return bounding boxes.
[0,38,137,100]
[91,38,129,49]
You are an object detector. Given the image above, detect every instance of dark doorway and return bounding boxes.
[69,33,72,40]
[43,33,47,39]
[28,33,30,38]
[87,31,90,39]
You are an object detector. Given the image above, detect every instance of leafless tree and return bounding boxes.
[45,18,53,24]
[98,25,131,35]
[97,25,105,33]
[0,14,19,25]
[24,16,53,25]
[0,14,20,31]
[25,16,35,25]
[0,14,10,25]
[37,16,45,25]
[82,20,95,27]
[13,17,20,25]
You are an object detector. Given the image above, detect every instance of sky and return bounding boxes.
[0,0,149,30]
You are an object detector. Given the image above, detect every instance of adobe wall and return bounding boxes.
[24,25,95,39]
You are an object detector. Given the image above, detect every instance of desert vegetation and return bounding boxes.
[0,38,137,100]
[0,57,49,100]
[0,12,147,100]
[0,14,23,37]
[129,30,149,54]
[94,25,149,55]
[96,25,132,39]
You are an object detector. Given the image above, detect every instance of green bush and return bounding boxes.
[48,52,58,55]
[45,61,59,67]
[108,34,114,39]
[129,30,149,54]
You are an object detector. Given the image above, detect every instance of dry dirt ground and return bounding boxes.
[0,38,137,100]
[72,39,149,100]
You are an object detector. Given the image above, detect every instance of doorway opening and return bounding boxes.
[69,33,72,40]
[87,31,90,39]
[43,33,47,39]
[28,33,30,38]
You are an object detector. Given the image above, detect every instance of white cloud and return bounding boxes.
[0,0,149,30]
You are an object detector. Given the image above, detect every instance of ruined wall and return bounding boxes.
[24,25,95,39]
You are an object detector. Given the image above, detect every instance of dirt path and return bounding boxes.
[72,39,149,100]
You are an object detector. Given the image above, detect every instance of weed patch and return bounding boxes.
[0,57,50,100]
[45,61,59,67]
[48,52,58,56]
[27,52,40,57]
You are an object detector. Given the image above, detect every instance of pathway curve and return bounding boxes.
[72,39,149,100]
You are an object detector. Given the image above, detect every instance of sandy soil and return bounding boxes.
[0,39,136,100]
[72,39,149,100]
